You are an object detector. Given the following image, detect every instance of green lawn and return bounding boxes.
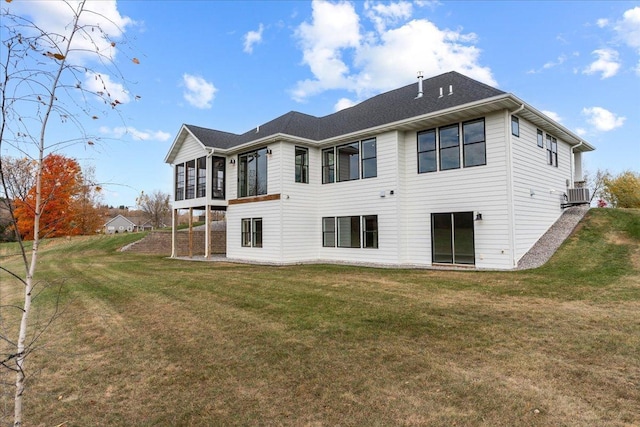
[1,209,639,426]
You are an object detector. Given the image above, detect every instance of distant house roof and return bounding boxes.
[166,71,593,163]
[104,214,136,228]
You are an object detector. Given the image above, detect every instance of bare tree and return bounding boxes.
[0,1,137,425]
[136,190,171,228]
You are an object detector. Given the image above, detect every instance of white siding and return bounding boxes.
[400,112,513,269]
[226,200,282,262]
[172,134,209,210]
[511,116,572,262]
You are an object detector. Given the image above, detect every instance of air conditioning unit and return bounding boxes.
[567,188,590,204]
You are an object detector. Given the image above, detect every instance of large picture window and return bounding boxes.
[238,148,268,197]
[462,118,486,167]
[323,215,378,249]
[417,129,437,173]
[439,124,460,170]
[175,163,185,201]
[241,218,262,248]
[322,138,377,184]
[295,146,309,183]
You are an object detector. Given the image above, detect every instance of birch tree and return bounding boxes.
[0,1,138,425]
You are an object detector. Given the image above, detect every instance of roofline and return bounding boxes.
[164,124,208,164]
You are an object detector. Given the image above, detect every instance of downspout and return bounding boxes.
[570,140,584,188]
[506,104,524,268]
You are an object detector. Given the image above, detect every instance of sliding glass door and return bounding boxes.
[431,212,475,265]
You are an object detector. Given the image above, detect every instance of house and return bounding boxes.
[104,214,136,234]
[164,71,594,270]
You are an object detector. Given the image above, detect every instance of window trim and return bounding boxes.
[336,142,360,182]
[438,123,461,171]
[362,215,378,249]
[322,217,336,247]
[186,160,196,199]
[417,128,437,174]
[211,156,225,200]
[537,129,544,148]
[175,163,185,201]
[322,215,378,249]
[196,156,206,198]
[322,147,335,184]
[361,138,377,179]
[238,147,268,198]
[322,138,378,184]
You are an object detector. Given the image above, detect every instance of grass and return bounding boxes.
[1,209,639,426]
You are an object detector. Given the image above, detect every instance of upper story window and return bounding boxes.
[511,116,520,137]
[211,156,225,199]
[175,163,185,201]
[337,142,359,181]
[462,118,486,167]
[537,129,544,148]
[439,124,460,171]
[361,138,377,179]
[546,135,558,167]
[185,160,195,199]
[196,157,206,198]
[322,148,335,184]
[295,146,309,183]
[322,138,377,184]
[238,147,267,197]
[418,129,437,173]
[418,118,486,174]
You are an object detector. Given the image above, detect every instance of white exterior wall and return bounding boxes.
[315,131,401,265]
[400,111,513,269]
[511,115,572,261]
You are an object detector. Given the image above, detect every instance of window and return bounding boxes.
[337,216,361,248]
[537,129,544,148]
[211,157,225,199]
[322,148,335,184]
[241,218,262,247]
[361,138,377,179]
[322,217,335,247]
[511,116,519,137]
[337,142,359,182]
[323,215,378,249]
[322,138,377,183]
[238,148,267,197]
[546,135,558,167]
[363,215,378,248]
[196,157,206,198]
[431,212,475,265]
[186,160,195,199]
[439,124,460,170]
[175,163,185,201]
[418,129,437,173]
[462,118,486,167]
[295,147,309,183]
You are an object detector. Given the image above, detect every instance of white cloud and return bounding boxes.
[543,55,567,70]
[6,0,134,64]
[541,110,562,123]
[182,74,217,109]
[583,49,621,79]
[334,97,357,111]
[615,7,640,49]
[365,0,413,33]
[100,126,171,141]
[582,107,626,131]
[292,0,495,103]
[244,24,264,54]
[596,18,609,28]
[84,72,130,104]
[575,127,587,136]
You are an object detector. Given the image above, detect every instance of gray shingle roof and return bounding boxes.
[185,71,505,149]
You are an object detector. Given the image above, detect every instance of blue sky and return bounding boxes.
[4,0,639,208]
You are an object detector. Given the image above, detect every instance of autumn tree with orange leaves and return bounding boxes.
[12,154,102,240]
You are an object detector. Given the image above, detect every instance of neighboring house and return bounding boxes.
[164,71,594,270]
[104,214,136,234]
